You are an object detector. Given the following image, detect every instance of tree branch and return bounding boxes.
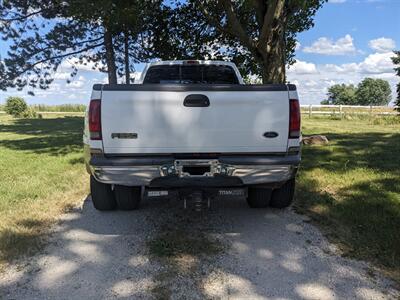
[252,0,266,29]
[26,36,104,61]
[0,10,43,22]
[258,0,285,47]
[218,0,257,50]
[14,42,103,78]
[197,2,232,37]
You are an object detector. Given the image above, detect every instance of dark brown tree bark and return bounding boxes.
[206,0,287,84]
[104,26,117,84]
[124,31,130,84]
[258,1,287,84]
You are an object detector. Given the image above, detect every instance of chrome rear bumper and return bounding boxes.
[88,154,300,187]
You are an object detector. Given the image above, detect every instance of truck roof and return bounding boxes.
[137,60,244,84]
[146,60,238,67]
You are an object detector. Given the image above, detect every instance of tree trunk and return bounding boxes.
[260,51,286,84]
[124,31,130,84]
[258,30,286,84]
[104,26,117,84]
[259,4,286,84]
[203,0,289,84]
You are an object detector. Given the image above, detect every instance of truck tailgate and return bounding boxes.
[101,87,289,154]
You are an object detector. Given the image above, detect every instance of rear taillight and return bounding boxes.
[289,99,301,138]
[88,99,101,140]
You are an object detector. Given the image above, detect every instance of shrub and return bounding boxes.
[22,107,37,118]
[4,97,28,117]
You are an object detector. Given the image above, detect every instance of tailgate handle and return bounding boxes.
[184,94,210,107]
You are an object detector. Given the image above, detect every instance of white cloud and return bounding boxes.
[53,72,71,80]
[118,71,142,84]
[287,51,398,105]
[68,80,84,88]
[319,52,395,75]
[359,52,396,74]
[132,72,142,83]
[60,57,105,72]
[321,63,359,74]
[303,34,358,55]
[368,37,396,53]
[329,0,346,3]
[287,60,318,74]
[101,76,109,84]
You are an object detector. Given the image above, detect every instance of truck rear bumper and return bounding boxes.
[88,154,300,187]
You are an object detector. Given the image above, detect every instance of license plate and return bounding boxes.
[147,190,169,197]
[218,189,246,197]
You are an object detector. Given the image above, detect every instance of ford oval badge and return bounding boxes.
[263,131,279,138]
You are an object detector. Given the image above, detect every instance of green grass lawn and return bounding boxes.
[0,113,399,282]
[0,114,88,268]
[297,116,400,281]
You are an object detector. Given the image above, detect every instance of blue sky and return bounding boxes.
[0,0,399,105]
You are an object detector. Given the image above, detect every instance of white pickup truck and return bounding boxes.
[84,60,301,211]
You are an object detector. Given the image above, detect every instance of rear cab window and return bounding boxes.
[143,65,239,84]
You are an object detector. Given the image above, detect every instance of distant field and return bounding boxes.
[297,116,400,282]
[0,114,88,269]
[0,104,86,113]
[30,104,86,112]
[0,113,399,283]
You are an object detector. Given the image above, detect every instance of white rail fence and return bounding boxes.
[301,104,399,117]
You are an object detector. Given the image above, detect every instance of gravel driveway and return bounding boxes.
[0,196,398,299]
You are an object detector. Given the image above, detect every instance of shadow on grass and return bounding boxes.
[0,116,84,156]
[0,219,50,263]
[302,132,400,174]
[296,130,400,280]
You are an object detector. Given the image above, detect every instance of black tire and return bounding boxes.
[270,179,295,208]
[246,187,272,208]
[90,176,116,211]
[114,185,141,210]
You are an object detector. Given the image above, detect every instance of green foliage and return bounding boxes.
[22,107,37,118]
[0,0,182,90]
[325,79,392,106]
[391,51,400,110]
[326,84,357,105]
[320,99,330,105]
[4,97,28,117]
[355,78,392,106]
[1,0,327,86]
[243,75,262,84]
[179,0,327,82]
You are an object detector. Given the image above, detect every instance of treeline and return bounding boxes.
[1,97,86,114]
[322,78,392,106]
[30,104,86,112]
